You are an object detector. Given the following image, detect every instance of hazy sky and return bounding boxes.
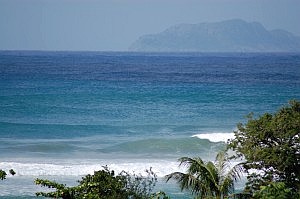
[1,0,300,51]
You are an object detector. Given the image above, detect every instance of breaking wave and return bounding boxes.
[0,160,182,178]
[192,132,235,143]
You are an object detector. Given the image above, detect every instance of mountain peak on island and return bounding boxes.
[129,19,300,52]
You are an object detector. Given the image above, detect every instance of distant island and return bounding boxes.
[129,19,300,52]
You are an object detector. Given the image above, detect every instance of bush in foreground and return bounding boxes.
[229,100,300,196]
[35,166,169,199]
[253,182,297,199]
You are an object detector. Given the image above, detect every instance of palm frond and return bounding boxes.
[226,162,244,182]
[166,151,244,198]
[165,171,207,194]
[203,161,219,190]
[216,151,245,196]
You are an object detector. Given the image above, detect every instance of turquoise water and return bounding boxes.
[0,51,299,197]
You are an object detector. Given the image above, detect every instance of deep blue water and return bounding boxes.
[0,51,299,197]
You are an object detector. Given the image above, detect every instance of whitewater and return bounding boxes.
[0,51,299,198]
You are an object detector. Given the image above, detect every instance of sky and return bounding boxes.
[0,0,300,51]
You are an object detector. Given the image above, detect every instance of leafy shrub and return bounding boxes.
[35,166,167,199]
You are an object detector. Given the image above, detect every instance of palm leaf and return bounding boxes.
[166,156,220,196]
[166,171,205,194]
[166,151,244,198]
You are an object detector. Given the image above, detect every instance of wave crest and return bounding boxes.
[100,137,225,157]
[0,161,182,178]
[192,133,235,142]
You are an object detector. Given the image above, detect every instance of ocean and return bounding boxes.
[0,51,299,198]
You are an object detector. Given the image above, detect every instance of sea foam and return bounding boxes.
[192,133,235,143]
[0,160,182,178]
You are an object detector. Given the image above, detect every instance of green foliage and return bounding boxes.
[150,191,170,199]
[0,169,15,180]
[165,151,243,199]
[35,166,165,199]
[228,100,300,194]
[253,182,299,199]
[35,179,72,198]
[9,169,16,176]
[75,168,128,199]
[0,170,6,180]
[121,167,158,198]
